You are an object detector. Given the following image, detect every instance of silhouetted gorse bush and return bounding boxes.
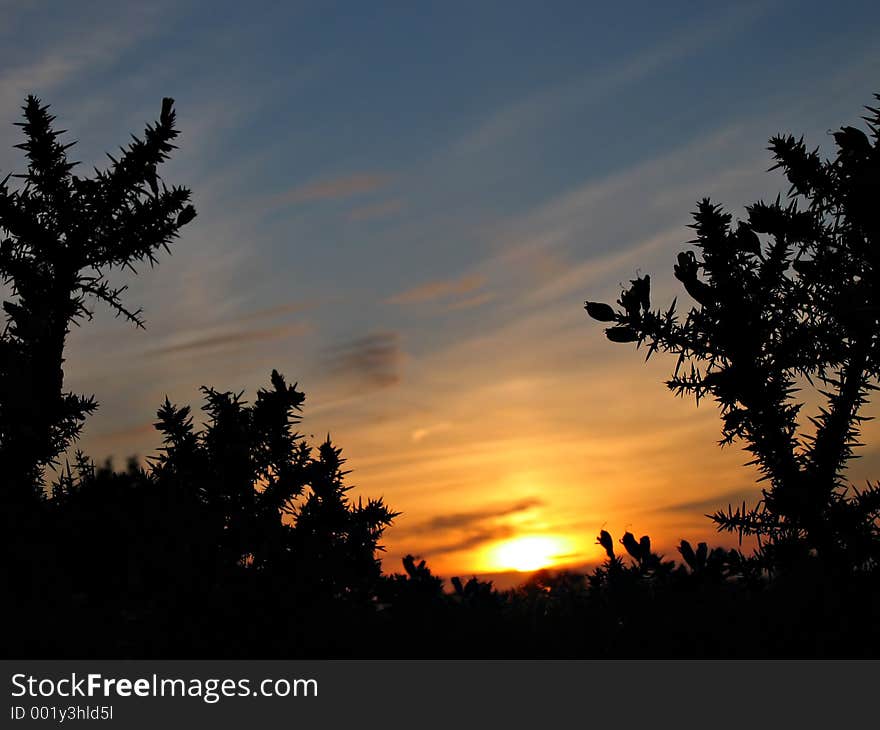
[587,93,880,577]
[0,96,195,503]
[0,96,398,657]
[149,369,398,599]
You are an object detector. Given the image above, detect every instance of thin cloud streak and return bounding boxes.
[94,420,156,444]
[149,322,309,357]
[227,301,318,325]
[445,292,494,312]
[652,489,761,516]
[269,173,391,206]
[397,497,544,535]
[446,2,773,159]
[0,5,165,102]
[414,525,518,557]
[411,422,452,443]
[387,273,486,305]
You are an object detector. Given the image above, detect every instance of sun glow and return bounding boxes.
[489,535,571,572]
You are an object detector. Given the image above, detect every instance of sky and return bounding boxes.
[2,0,879,581]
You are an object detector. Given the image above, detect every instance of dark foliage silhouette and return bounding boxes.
[30,372,398,657]
[586,94,880,575]
[149,369,398,602]
[0,96,195,503]
[0,96,398,658]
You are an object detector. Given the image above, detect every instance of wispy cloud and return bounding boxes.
[94,420,156,445]
[226,301,317,326]
[322,331,404,390]
[652,489,760,516]
[0,4,167,105]
[393,497,544,557]
[446,2,772,159]
[387,273,486,305]
[269,173,391,206]
[402,497,544,534]
[411,422,452,443]
[445,292,494,312]
[417,525,518,557]
[149,322,309,357]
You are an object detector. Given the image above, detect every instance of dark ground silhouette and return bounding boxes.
[3,93,880,658]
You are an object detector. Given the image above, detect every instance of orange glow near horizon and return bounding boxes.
[487,535,574,572]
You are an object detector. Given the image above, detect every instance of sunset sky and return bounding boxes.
[2,0,879,580]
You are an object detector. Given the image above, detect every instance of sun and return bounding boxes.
[489,535,570,572]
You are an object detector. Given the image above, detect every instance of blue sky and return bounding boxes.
[2,0,879,576]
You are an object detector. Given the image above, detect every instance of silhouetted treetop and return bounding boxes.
[2,95,194,326]
[0,96,195,499]
[151,370,399,596]
[586,93,880,570]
